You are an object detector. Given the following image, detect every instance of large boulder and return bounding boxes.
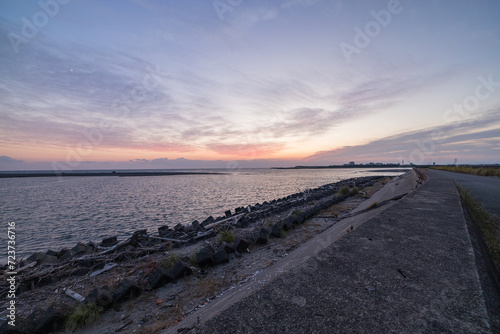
[25,252,59,265]
[147,267,172,289]
[86,286,113,308]
[201,216,215,228]
[167,260,192,280]
[45,249,58,257]
[101,236,118,247]
[70,242,93,257]
[196,245,215,267]
[270,224,282,238]
[254,228,269,244]
[25,302,75,334]
[212,249,229,265]
[112,278,141,305]
[191,220,205,232]
[294,213,305,225]
[233,238,250,252]
[282,217,295,231]
[223,242,236,254]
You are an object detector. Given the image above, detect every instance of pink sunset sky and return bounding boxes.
[1,0,499,170]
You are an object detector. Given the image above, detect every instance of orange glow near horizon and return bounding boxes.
[4,142,309,163]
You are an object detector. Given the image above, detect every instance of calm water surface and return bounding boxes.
[0,168,407,263]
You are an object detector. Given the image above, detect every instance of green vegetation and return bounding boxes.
[219,230,235,243]
[291,210,303,219]
[458,185,500,268]
[65,303,99,332]
[161,253,180,271]
[189,252,197,266]
[338,185,350,196]
[432,166,500,177]
[280,228,286,238]
[264,219,274,228]
[338,185,360,196]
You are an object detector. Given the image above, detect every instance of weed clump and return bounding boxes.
[65,303,99,331]
[350,187,359,196]
[219,230,235,243]
[264,219,274,228]
[291,210,302,219]
[189,252,197,266]
[280,229,286,238]
[161,253,180,271]
[338,185,350,196]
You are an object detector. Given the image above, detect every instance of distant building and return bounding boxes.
[349,161,355,165]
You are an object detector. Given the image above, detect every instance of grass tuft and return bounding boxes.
[219,230,235,243]
[458,185,500,268]
[280,228,286,238]
[367,202,378,210]
[291,210,302,219]
[161,253,180,271]
[65,303,99,332]
[189,252,197,266]
[350,187,359,196]
[338,185,350,196]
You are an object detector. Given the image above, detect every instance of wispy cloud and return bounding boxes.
[0,31,464,160]
[306,108,500,164]
[1,0,499,167]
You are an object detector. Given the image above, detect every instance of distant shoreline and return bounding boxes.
[272,164,407,170]
[0,171,226,178]
[0,166,411,178]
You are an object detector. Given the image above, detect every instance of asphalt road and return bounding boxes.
[426,169,500,218]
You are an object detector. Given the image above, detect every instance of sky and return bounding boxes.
[1,0,499,170]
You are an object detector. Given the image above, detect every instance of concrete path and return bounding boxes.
[168,170,497,333]
[427,169,500,218]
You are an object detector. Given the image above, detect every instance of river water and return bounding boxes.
[0,168,407,263]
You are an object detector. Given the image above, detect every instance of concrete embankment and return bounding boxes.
[169,169,499,333]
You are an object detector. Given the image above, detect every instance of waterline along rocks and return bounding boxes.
[0,176,383,333]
